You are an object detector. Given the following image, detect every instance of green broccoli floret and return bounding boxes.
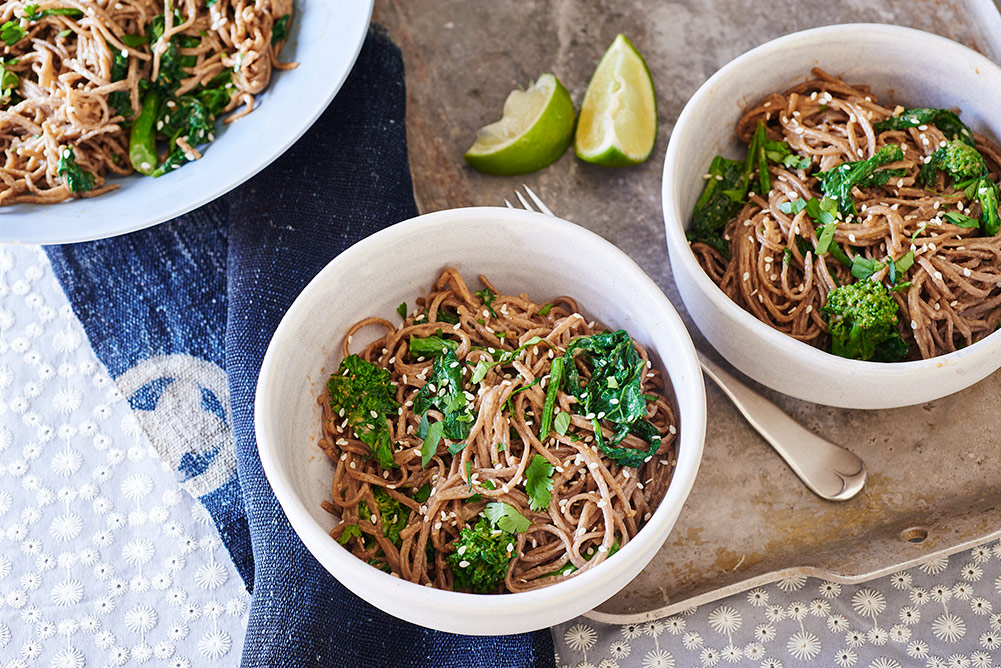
[921,140,987,186]
[327,355,400,470]
[446,517,515,593]
[822,280,909,362]
[358,487,410,548]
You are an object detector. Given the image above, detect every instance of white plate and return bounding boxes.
[0,0,373,244]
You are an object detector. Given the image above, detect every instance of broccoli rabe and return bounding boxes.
[447,516,515,593]
[920,140,986,186]
[413,350,474,441]
[872,108,975,147]
[817,144,903,215]
[327,355,400,469]
[822,280,909,362]
[979,179,1000,237]
[358,487,410,548]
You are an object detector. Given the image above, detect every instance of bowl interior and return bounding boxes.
[0,0,373,244]
[256,207,706,634]
[662,24,1001,406]
[669,25,1001,232]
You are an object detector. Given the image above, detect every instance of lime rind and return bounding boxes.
[464,73,576,176]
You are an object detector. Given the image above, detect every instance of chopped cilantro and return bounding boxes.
[483,501,531,534]
[525,455,554,511]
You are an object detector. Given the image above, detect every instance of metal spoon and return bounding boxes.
[698,352,866,501]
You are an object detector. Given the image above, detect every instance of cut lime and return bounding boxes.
[464,73,575,176]
[575,34,657,167]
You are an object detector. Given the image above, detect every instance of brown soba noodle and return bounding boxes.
[0,0,295,204]
[317,269,679,593]
[691,68,1001,360]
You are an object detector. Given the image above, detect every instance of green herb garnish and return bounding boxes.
[483,501,531,534]
[525,455,554,512]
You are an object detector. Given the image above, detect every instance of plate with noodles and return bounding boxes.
[0,0,372,244]
[255,207,706,634]
[663,23,1001,409]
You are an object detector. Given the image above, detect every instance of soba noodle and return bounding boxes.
[317,269,679,593]
[691,69,1001,360]
[0,0,295,205]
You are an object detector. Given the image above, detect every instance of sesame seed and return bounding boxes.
[459,560,470,568]
[963,268,971,277]
[911,320,918,330]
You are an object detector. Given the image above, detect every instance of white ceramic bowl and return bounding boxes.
[255,207,706,635]
[663,24,1001,409]
[0,0,372,244]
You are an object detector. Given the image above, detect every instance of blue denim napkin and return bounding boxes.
[45,25,555,668]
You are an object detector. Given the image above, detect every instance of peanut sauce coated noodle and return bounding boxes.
[318,269,679,593]
[692,69,1001,360]
[0,0,295,205]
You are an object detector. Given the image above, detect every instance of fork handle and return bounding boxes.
[697,352,866,501]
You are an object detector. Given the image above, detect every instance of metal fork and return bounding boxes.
[507,185,866,501]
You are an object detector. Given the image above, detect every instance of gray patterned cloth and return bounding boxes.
[553,543,1001,667]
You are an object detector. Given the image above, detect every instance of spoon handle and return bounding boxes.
[697,352,866,501]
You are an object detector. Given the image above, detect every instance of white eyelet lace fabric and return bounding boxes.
[552,548,1001,668]
[0,244,249,668]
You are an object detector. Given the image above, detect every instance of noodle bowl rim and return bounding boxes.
[255,206,707,634]
[662,23,1001,407]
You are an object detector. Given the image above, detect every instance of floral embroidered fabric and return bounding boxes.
[0,244,249,667]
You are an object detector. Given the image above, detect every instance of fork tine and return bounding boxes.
[514,189,533,211]
[523,185,555,217]
[504,199,514,209]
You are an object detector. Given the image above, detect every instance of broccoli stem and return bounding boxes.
[129,89,160,175]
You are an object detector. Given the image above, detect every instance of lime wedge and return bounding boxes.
[575,34,657,167]
[464,73,575,176]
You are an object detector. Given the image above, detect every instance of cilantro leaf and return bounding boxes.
[327,355,400,470]
[483,502,531,534]
[0,20,26,45]
[397,302,407,320]
[525,455,554,512]
[554,411,571,435]
[942,210,981,228]
[475,287,498,318]
[850,256,885,281]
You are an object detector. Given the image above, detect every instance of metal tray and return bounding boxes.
[374,0,1001,622]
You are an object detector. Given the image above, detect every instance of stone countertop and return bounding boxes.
[373,0,1001,616]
